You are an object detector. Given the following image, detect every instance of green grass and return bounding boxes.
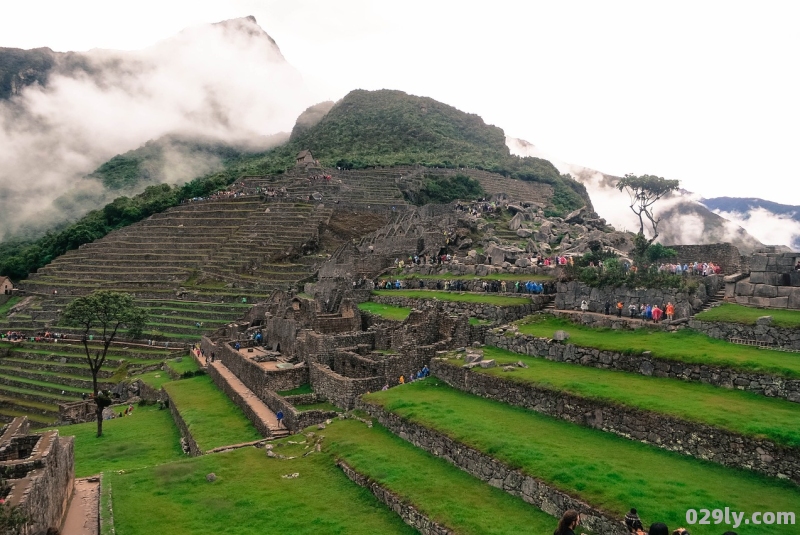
[135,370,174,389]
[163,376,261,451]
[454,347,800,447]
[294,401,341,413]
[469,317,492,326]
[165,356,200,375]
[325,419,566,534]
[365,380,800,535]
[695,302,800,328]
[395,272,554,282]
[517,316,800,379]
[0,296,21,318]
[278,383,313,396]
[357,302,411,321]
[52,405,184,477]
[106,445,416,535]
[373,290,531,306]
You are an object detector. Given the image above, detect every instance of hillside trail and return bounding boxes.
[61,476,99,535]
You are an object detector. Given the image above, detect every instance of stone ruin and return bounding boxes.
[733,251,800,309]
[0,417,74,534]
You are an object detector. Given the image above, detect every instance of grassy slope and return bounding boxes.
[457,347,800,447]
[357,302,411,321]
[163,375,261,450]
[396,272,554,282]
[364,380,800,535]
[52,405,184,477]
[0,296,21,317]
[373,289,531,306]
[107,446,416,535]
[695,302,800,328]
[517,316,800,378]
[325,419,565,535]
[277,383,313,396]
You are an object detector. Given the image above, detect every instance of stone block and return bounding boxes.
[751,296,771,307]
[753,284,778,298]
[735,281,754,296]
[791,272,800,287]
[778,286,793,297]
[788,288,800,310]
[478,359,496,368]
[750,255,769,271]
[769,297,789,308]
[756,316,773,325]
[553,330,570,341]
[735,295,751,305]
[749,272,766,284]
[516,228,532,238]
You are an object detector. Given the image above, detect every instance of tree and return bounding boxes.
[616,173,680,258]
[61,291,147,437]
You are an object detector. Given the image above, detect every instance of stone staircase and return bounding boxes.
[694,288,726,315]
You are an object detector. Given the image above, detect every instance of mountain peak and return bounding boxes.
[210,16,283,58]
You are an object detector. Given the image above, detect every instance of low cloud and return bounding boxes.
[0,16,317,239]
[713,207,800,250]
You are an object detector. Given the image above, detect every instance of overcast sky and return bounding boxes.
[3,0,799,204]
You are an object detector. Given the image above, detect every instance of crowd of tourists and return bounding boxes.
[2,331,69,342]
[581,300,677,322]
[657,261,722,276]
[554,508,738,535]
[393,365,430,386]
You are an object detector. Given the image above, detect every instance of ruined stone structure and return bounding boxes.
[0,417,74,535]
[669,243,743,275]
[734,252,800,309]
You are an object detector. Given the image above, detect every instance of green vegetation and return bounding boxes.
[52,405,183,477]
[135,370,174,390]
[164,356,201,376]
[107,446,416,535]
[277,383,313,396]
[517,316,800,378]
[696,302,800,328]
[456,347,800,447]
[325,419,564,534]
[469,317,492,326]
[163,376,261,450]
[395,272,553,282]
[373,290,530,306]
[365,380,800,535]
[357,302,411,321]
[407,173,485,205]
[294,401,341,413]
[0,296,21,318]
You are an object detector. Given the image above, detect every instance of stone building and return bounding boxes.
[0,417,74,535]
[734,251,800,309]
[0,276,13,295]
[295,150,317,167]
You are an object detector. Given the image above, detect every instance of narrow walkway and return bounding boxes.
[552,308,677,328]
[208,361,287,437]
[61,477,100,535]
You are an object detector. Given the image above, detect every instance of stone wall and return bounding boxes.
[555,276,723,319]
[688,318,800,350]
[162,388,201,456]
[371,294,544,322]
[432,360,800,483]
[309,363,384,410]
[485,332,800,403]
[206,363,271,438]
[670,243,742,275]
[735,252,800,309]
[355,400,626,535]
[260,389,337,432]
[337,460,452,535]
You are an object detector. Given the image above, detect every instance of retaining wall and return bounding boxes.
[206,363,271,438]
[688,319,800,350]
[161,388,201,456]
[355,400,626,535]
[371,294,544,322]
[432,360,800,483]
[485,332,800,403]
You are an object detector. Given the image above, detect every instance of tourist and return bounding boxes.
[399,375,405,384]
[604,301,611,315]
[671,528,690,535]
[645,304,652,320]
[629,303,637,318]
[382,384,389,391]
[795,261,800,271]
[665,302,675,321]
[652,305,663,323]
[276,410,284,428]
[616,301,623,317]
[421,365,430,377]
[648,523,669,535]
[625,508,643,532]
[580,300,589,313]
[553,509,585,535]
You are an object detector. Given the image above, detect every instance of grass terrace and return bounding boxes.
[325,419,566,534]
[450,347,800,447]
[357,302,411,321]
[0,296,21,318]
[163,375,261,450]
[106,445,416,535]
[294,401,341,413]
[394,272,554,282]
[372,290,531,306]
[51,405,184,477]
[165,356,201,376]
[516,316,800,379]
[277,383,313,396]
[695,302,800,328]
[365,380,800,535]
[135,370,175,390]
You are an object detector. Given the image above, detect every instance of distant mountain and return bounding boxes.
[507,137,767,253]
[700,197,800,251]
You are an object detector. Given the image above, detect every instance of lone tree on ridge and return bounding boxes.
[616,173,679,258]
[62,290,147,437]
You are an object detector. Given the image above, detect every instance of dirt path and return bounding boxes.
[61,477,100,535]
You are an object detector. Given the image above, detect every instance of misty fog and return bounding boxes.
[0,17,317,240]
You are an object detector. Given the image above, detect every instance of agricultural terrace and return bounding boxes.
[163,375,261,451]
[516,316,800,379]
[325,419,565,534]
[51,405,184,477]
[695,302,800,328]
[364,380,800,535]
[357,302,411,321]
[450,347,800,447]
[394,272,554,282]
[372,289,531,306]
